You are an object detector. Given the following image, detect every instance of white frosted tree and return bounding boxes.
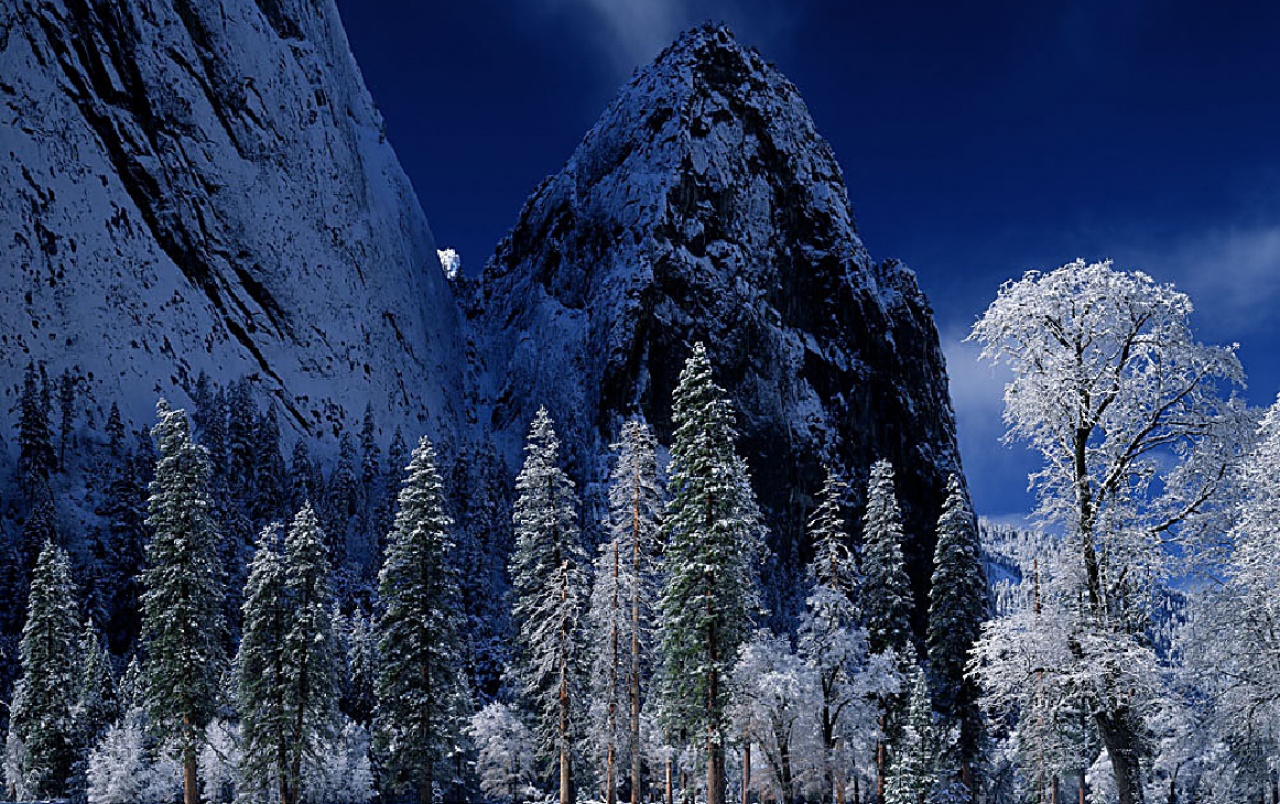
[141,400,227,804]
[658,343,765,804]
[729,631,819,804]
[375,436,468,804]
[969,260,1250,804]
[509,408,590,804]
[7,540,81,800]
[798,469,884,804]
[470,701,538,804]
[586,417,664,804]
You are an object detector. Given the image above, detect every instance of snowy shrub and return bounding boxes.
[305,719,375,804]
[86,711,182,804]
[469,701,537,803]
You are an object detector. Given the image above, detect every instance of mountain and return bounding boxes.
[469,24,964,622]
[0,0,465,439]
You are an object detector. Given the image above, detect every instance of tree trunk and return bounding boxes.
[561,747,574,804]
[421,753,434,804]
[561,561,575,804]
[665,742,674,804]
[608,539,620,804]
[742,735,751,804]
[1095,708,1144,804]
[778,729,794,804]
[876,714,886,804]
[184,749,199,804]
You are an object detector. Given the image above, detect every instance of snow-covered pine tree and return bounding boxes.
[289,440,317,515]
[601,417,660,803]
[884,668,939,804]
[7,540,81,800]
[77,618,117,779]
[658,343,764,804]
[281,503,340,803]
[326,431,360,567]
[375,436,468,804]
[236,525,291,803]
[342,608,378,729]
[470,701,537,804]
[861,459,915,802]
[141,400,227,804]
[926,475,987,796]
[252,405,289,526]
[798,468,879,804]
[861,460,914,659]
[509,408,590,804]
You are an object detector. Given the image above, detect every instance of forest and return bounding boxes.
[0,260,1276,804]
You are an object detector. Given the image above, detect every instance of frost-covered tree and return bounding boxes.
[471,701,538,804]
[77,617,118,784]
[86,708,182,804]
[884,669,940,804]
[586,418,664,804]
[236,526,290,802]
[729,631,818,804]
[509,409,590,804]
[969,260,1249,804]
[926,475,986,794]
[238,505,340,804]
[861,460,915,801]
[798,469,883,804]
[306,719,376,804]
[861,460,914,659]
[658,343,765,804]
[7,540,81,799]
[375,436,468,804]
[342,608,378,728]
[141,400,227,804]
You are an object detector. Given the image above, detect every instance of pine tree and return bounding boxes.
[884,669,938,804]
[9,540,81,799]
[658,343,764,804]
[57,369,76,471]
[17,361,55,504]
[375,436,468,804]
[798,468,875,804]
[926,475,987,797]
[861,459,916,803]
[586,418,664,804]
[282,503,339,802]
[326,431,360,565]
[141,400,227,804]
[253,405,289,526]
[342,609,378,729]
[77,617,117,760]
[861,460,914,659]
[236,525,292,804]
[289,440,317,515]
[509,409,590,804]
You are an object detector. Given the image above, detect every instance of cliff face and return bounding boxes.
[0,0,465,438]
[471,25,963,619]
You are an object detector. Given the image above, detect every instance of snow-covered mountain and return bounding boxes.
[470,24,964,620]
[0,0,465,440]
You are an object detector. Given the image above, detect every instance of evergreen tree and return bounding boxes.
[375,436,468,804]
[289,440,317,515]
[509,409,590,804]
[884,669,939,804]
[76,617,117,795]
[658,343,764,804]
[326,431,360,565]
[797,468,877,804]
[861,460,914,658]
[226,378,258,503]
[342,609,378,729]
[253,406,289,526]
[281,503,339,802]
[141,400,227,804]
[8,541,81,799]
[236,525,291,804]
[586,418,664,804]
[861,459,915,802]
[17,361,54,504]
[926,475,987,796]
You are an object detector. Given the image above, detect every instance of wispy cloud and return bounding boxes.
[533,0,803,73]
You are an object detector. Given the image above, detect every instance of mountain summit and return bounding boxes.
[472,24,963,619]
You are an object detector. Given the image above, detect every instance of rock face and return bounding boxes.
[0,0,465,438]
[471,24,963,621]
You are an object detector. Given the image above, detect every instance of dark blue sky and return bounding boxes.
[336,0,1280,522]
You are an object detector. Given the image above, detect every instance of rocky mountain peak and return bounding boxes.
[473,25,963,624]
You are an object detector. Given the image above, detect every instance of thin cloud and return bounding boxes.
[534,0,804,73]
